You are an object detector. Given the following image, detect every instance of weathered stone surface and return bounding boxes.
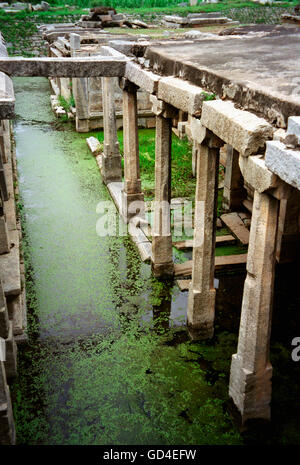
[122,86,144,222]
[0,306,8,338]
[100,45,126,58]
[187,138,219,339]
[187,12,222,18]
[273,128,286,142]
[0,72,15,119]
[86,136,102,156]
[223,145,246,210]
[4,321,16,379]
[125,61,159,94]
[265,141,300,190]
[163,15,189,24]
[145,32,300,126]
[190,117,207,144]
[175,253,247,277]
[0,361,15,445]
[150,94,177,119]
[174,235,235,250]
[221,212,250,245]
[201,100,274,156]
[101,77,122,184]
[0,57,129,77]
[239,154,278,193]
[287,115,300,144]
[152,115,174,278]
[157,76,211,117]
[69,33,80,55]
[189,17,229,25]
[229,191,279,423]
[0,230,20,297]
[107,181,123,213]
[0,217,10,254]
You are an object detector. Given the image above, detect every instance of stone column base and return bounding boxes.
[75,117,89,133]
[152,261,174,279]
[187,288,216,340]
[229,354,272,424]
[101,154,122,185]
[121,190,144,223]
[152,235,174,278]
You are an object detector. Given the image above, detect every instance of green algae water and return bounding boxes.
[10,77,300,445]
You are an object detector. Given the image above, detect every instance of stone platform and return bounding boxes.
[144,26,300,127]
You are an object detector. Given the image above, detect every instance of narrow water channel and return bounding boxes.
[10,77,300,445]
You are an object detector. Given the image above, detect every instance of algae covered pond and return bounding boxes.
[10,77,300,445]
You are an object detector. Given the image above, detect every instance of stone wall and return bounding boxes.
[0,35,27,445]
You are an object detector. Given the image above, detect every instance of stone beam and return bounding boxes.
[239,154,279,193]
[125,61,160,95]
[201,100,274,157]
[157,77,213,117]
[150,94,177,119]
[265,141,300,191]
[0,57,129,77]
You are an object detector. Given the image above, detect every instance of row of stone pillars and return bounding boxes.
[98,75,284,424]
[100,78,175,277]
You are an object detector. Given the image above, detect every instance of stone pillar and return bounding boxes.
[121,82,144,223]
[222,145,246,211]
[187,130,221,339]
[229,190,279,423]
[101,77,122,185]
[152,114,173,278]
[70,33,80,56]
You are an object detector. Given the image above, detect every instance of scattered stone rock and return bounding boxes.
[86,136,102,156]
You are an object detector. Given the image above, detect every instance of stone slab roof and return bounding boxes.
[144,27,300,127]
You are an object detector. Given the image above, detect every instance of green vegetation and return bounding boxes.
[96,128,197,198]
[57,94,76,120]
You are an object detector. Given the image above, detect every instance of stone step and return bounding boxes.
[220,212,250,245]
[174,253,247,277]
[173,234,236,250]
[107,181,123,213]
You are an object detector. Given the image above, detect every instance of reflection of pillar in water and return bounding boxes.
[151,280,172,333]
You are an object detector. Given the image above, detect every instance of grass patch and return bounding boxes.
[96,128,196,199]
